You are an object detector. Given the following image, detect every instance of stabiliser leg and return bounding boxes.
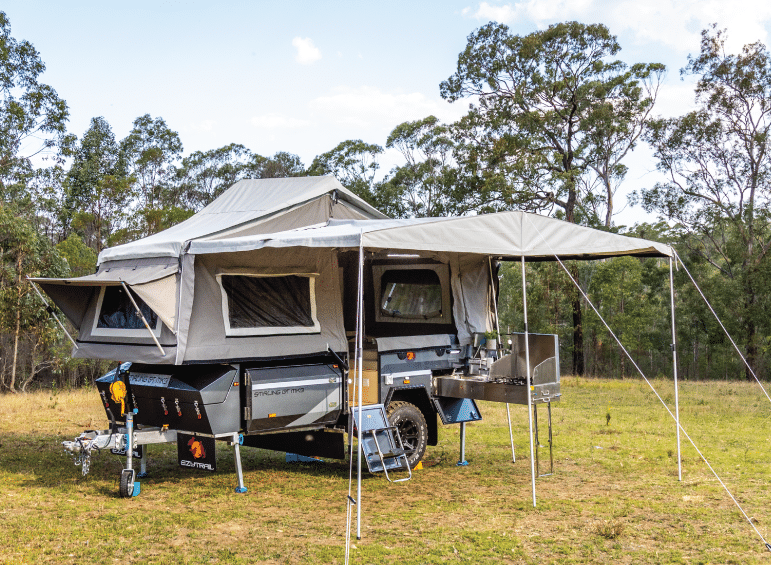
[138,445,148,479]
[120,411,140,498]
[457,421,469,466]
[233,433,247,493]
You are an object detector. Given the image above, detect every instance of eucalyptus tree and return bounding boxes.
[307,140,401,215]
[62,117,132,252]
[382,116,458,218]
[176,143,253,210]
[0,206,67,391]
[640,26,771,379]
[0,11,72,210]
[441,21,664,224]
[441,21,664,374]
[247,151,305,179]
[120,114,183,236]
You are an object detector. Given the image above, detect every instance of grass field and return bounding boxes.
[1,377,771,564]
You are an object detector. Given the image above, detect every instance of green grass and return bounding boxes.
[1,377,771,563]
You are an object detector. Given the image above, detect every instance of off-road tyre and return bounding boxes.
[386,401,427,468]
[119,469,134,498]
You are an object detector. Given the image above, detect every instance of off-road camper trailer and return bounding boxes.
[34,177,670,497]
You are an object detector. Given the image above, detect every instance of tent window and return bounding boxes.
[380,269,443,319]
[91,286,161,338]
[373,263,451,325]
[218,274,320,336]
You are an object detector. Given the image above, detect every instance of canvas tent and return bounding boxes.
[31,176,386,364]
[32,176,672,367]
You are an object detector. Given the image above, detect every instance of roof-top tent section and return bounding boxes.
[31,176,386,365]
[97,176,387,264]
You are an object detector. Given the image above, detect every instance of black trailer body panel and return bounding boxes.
[245,363,342,433]
[95,363,240,435]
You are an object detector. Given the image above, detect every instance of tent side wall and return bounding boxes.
[181,247,347,363]
[445,253,495,346]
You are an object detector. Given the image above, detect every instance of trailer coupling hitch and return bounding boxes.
[62,424,123,477]
[63,435,98,476]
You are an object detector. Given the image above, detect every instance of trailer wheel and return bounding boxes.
[386,401,427,468]
[119,469,134,498]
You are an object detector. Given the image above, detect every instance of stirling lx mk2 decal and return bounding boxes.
[177,433,216,472]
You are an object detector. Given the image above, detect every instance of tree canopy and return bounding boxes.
[0,11,770,388]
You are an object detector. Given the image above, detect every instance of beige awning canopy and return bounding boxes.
[188,211,673,260]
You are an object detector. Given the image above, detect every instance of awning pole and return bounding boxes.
[26,277,78,349]
[669,256,682,481]
[120,281,165,356]
[356,230,364,540]
[521,256,536,507]
[489,258,515,463]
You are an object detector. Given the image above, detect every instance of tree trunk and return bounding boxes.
[744,277,758,382]
[10,253,23,392]
[570,264,584,376]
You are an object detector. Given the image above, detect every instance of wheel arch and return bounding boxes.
[384,386,438,446]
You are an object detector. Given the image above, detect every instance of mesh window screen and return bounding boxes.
[97,286,158,330]
[222,275,314,329]
[380,269,443,319]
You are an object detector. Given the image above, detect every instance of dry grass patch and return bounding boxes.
[2,378,771,563]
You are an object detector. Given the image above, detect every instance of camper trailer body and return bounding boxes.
[42,177,670,495]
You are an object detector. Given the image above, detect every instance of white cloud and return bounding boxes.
[251,113,311,129]
[308,86,468,130]
[194,119,216,132]
[292,36,322,65]
[607,0,771,54]
[469,0,593,28]
[464,1,771,54]
[653,79,699,118]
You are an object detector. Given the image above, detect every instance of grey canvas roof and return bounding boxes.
[188,212,673,260]
[98,176,387,264]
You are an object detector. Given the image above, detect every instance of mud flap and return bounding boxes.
[177,433,216,472]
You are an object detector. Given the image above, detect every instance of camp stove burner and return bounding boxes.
[489,376,527,386]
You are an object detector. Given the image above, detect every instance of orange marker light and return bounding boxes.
[406,351,416,361]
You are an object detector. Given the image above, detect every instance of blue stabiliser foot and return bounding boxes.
[132,482,141,497]
[456,460,469,467]
[137,472,148,479]
[235,486,248,494]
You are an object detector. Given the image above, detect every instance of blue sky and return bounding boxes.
[5,1,771,224]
